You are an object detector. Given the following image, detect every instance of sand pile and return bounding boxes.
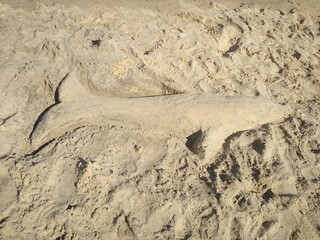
[0,0,319,239]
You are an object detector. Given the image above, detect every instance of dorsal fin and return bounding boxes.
[56,72,93,102]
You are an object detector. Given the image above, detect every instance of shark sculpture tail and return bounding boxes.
[30,72,291,162]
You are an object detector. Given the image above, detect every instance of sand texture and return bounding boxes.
[0,0,319,239]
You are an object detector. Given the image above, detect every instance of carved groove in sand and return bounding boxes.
[30,73,290,160]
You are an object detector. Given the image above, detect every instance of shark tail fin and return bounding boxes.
[56,72,93,103]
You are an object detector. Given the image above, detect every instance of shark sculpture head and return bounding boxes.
[30,72,291,163]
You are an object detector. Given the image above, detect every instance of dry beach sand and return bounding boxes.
[0,0,319,239]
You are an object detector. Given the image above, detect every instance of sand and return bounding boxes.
[0,0,319,239]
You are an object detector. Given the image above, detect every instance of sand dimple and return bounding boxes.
[0,163,17,213]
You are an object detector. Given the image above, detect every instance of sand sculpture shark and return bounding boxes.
[30,72,291,161]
